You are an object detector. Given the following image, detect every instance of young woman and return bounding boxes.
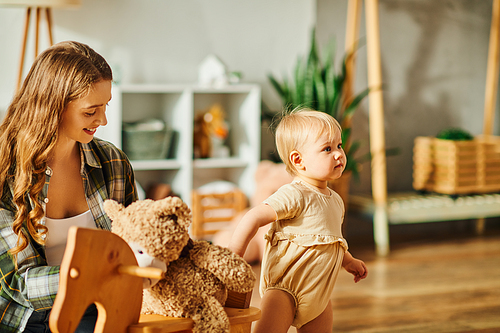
[0,41,138,332]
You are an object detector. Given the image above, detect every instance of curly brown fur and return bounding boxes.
[190,241,255,292]
[106,197,191,263]
[105,196,256,333]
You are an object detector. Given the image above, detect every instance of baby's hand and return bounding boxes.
[343,258,368,283]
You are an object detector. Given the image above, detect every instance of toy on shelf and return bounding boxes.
[198,54,229,88]
[104,196,256,333]
[193,104,230,159]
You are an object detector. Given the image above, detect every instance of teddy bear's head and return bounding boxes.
[104,196,192,264]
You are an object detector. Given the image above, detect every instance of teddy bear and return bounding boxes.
[103,196,256,333]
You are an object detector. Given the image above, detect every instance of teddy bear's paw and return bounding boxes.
[224,272,255,293]
[190,296,230,333]
[142,289,174,316]
[190,241,256,291]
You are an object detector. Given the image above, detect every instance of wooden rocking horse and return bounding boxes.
[49,226,260,333]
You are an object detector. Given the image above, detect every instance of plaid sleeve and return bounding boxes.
[1,207,59,312]
[0,207,31,309]
[82,139,138,231]
[107,143,138,206]
[86,139,138,206]
[25,265,59,310]
[122,152,138,206]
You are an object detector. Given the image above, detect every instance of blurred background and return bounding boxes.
[0,0,496,196]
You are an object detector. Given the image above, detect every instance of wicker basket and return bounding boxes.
[122,120,173,160]
[413,135,500,195]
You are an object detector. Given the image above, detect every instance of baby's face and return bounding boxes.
[295,129,346,183]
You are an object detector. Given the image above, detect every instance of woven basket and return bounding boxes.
[413,135,500,195]
[122,121,173,160]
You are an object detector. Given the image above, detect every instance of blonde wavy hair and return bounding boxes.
[0,41,112,263]
[275,107,342,176]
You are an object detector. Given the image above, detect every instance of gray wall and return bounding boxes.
[317,0,496,193]
[1,0,497,195]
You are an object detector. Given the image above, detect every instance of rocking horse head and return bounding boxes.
[49,227,143,333]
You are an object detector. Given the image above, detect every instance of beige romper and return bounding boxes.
[261,180,348,328]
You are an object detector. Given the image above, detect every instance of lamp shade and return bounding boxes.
[0,0,80,7]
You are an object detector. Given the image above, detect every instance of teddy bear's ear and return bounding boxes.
[153,196,191,229]
[103,199,124,221]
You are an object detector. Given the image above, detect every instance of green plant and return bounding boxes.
[268,28,369,179]
[436,128,474,141]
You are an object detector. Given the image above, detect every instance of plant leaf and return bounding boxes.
[294,56,304,106]
[347,139,360,157]
[303,55,316,108]
[307,27,320,66]
[315,69,326,113]
[341,127,351,147]
[323,39,336,116]
[282,76,292,105]
[343,87,369,122]
[332,73,343,120]
[268,74,288,104]
[266,27,369,177]
[324,64,336,116]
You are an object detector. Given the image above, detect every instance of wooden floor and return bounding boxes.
[249,222,500,332]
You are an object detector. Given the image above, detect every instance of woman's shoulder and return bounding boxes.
[88,137,122,153]
[83,138,129,164]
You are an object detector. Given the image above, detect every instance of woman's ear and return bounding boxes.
[290,150,304,170]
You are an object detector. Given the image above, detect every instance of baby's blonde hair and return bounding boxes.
[275,107,342,176]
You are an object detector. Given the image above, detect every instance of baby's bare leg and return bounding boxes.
[297,300,333,333]
[254,289,296,333]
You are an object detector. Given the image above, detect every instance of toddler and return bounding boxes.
[229,108,367,333]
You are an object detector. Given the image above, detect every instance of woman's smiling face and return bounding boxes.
[58,80,111,144]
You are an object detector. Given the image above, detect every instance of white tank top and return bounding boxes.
[44,210,95,266]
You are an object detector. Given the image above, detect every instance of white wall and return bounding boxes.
[1,0,497,194]
[0,0,316,117]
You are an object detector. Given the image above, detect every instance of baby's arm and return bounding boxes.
[342,251,368,283]
[228,203,277,257]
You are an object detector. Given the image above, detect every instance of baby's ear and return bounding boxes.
[289,151,303,169]
[103,199,124,221]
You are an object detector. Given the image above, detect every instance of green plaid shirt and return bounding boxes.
[0,138,138,332]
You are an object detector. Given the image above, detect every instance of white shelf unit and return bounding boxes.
[96,84,261,206]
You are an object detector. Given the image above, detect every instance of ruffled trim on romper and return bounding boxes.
[265,229,349,252]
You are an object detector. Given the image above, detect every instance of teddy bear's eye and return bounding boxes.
[138,250,144,254]
[159,213,178,224]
